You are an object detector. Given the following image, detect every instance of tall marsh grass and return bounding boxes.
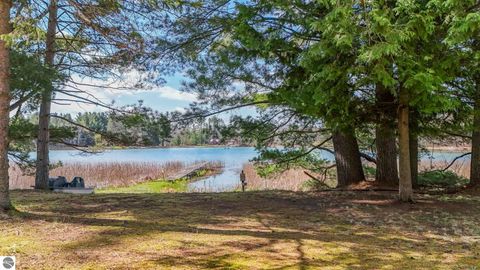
[9,161,220,190]
[243,157,473,191]
[242,163,315,191]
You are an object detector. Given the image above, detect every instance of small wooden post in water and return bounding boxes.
[240,170,247,192]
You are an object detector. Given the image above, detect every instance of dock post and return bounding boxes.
[240,170,247,192]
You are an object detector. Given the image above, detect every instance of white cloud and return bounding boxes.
[156,86,197,102]
[51,70,197,114]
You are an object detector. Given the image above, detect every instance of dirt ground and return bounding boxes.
[1,190,479,269]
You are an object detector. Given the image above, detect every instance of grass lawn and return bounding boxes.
[1,189,480,269]
[96,179,191,193]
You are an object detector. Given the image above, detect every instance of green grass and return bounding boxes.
[96,178,190,193]
[1,190,480,269]
[418,171,469,188]
[96,168,214,194]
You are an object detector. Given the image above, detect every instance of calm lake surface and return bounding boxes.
[47,147,470,192]
[49,147,261,192]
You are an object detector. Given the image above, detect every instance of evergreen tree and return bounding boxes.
[444,0,480,187]
[0,0,12,210]
[11,1,165,188]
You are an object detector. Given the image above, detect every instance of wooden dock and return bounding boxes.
[166,162,210,181]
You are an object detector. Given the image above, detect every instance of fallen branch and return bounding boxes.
[303,171,330,189]
[360,152,377,164]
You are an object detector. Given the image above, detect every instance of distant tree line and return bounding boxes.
[24,111,244,148]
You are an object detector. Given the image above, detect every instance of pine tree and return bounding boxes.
[444,1,480,187]
[12,0,161,188]
[0,0,12,210]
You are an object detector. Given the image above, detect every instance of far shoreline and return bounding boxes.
[49,144,472,153]
[424,145,471,153]
[49,144,254,151]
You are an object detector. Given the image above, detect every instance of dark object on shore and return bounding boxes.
[240,170,247,192]
[48,176,67,189]
[48,176,85,189]
[70,176,85,188]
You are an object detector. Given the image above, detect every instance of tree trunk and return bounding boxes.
[398,89,413,202]
[375,84,398,186]
[0,0,12,210]
[375,127,398,186]
[332,130,365,188]
[409,111,419,188]
[35,0,57,189]
[470,79,480,187]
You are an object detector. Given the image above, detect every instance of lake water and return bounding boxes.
[47,147,470,192]
[48,147,260,192]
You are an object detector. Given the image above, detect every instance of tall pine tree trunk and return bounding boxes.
[332,130,365,188]
[409,111,419,188]
[35,0,57,189]
[375,84,398,186]
[376,127,398,186]
[0,0,12,210]
[470,78,480,187]
[398,88,413,202]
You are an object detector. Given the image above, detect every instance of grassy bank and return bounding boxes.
[97,168,219,193]
[96,178,192,193]
[1,190,479,269]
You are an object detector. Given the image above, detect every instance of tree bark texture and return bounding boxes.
[332,130,366,188]
[470,79,480,187]
[0,0,12,210]
[409,110,419,188]
[398,89,413,202]
[35,0,57,189]
[375,84,399,186]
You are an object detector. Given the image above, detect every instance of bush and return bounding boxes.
[418,171,468,188]
[363,166,376,180]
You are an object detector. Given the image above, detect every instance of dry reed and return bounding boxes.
[244,157,472,192]
[9,161,220,190]
[242,163,315,191]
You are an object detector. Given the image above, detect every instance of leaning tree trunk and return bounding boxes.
[409,111,419,188]
[375,84,398,186]
[35,0,57,189]
[0,0,12,210]
[332,130,365,188]
[398,88,413,202]
[470,80,480,187]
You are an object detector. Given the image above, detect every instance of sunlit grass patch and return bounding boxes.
[1,190,479,269]
[96,178,190,193]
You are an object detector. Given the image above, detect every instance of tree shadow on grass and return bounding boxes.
[9,190,480,269]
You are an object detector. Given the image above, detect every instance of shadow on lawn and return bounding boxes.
[10,190,480,269]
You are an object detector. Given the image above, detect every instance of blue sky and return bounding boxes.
[53,71,255,120]
[53,72,194,114]
[114,74,195,113]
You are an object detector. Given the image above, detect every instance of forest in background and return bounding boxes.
[26,112,247,148]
